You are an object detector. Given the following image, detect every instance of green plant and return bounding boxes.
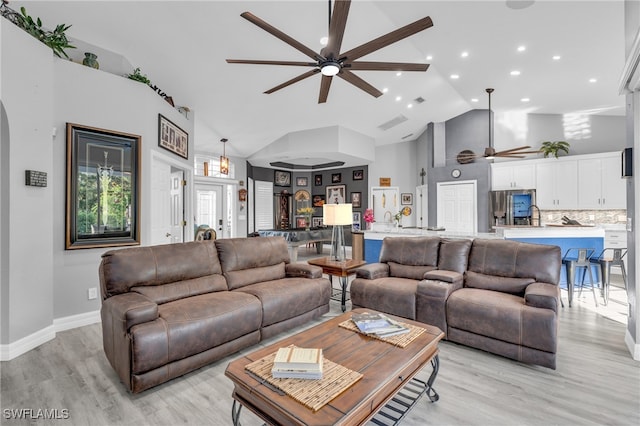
[126,67,151,85]
[540,140,570,158]
[14,6,75,58]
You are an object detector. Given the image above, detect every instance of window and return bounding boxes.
[254,180,274,231]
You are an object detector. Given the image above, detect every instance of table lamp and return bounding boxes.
[323,203,353,262]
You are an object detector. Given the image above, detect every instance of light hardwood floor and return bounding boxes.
[1,253,638,425]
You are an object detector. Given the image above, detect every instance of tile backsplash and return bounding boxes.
[541,210,627,225]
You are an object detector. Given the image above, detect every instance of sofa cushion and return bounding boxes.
[350,277,418,320]
[468,239,561,284]
[131,275,228,304]
[216,237,289,290]
[100,241,222,298]
[130,291,262,375]
[388,262,436,280]
[465,270,535,295]
[437,239,472,273]
[234,278,331,327]
[447,288,557,353]
[380,236,440,267]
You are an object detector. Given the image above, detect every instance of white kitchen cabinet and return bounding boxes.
[578,154,626,209]
[491,163,536,190]
[535,160,578,209]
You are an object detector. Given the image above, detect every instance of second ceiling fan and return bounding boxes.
[226,0,433,103]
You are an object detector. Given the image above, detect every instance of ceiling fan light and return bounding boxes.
[320,61,340,76]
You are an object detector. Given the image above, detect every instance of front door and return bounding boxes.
[195,183,224,238]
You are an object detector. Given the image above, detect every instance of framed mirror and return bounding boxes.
[65,123,141,249]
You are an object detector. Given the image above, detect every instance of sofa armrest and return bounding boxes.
[424,270,463,283]
[286,263,323,279]
[354,263,389,280]
[102,292,158,331]
[525,282,560,312]
[416,276,464,337]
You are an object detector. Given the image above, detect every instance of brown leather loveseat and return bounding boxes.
[99,236,331,393]
[351,237,561,369]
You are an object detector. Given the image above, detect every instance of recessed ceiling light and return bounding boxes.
[426,55,433,60]
[461,51,469,58]
[552,55,561,60]
[589,78,598,83]
[517,45,526,52]
[396,72,402,77]
[471,98,479,102]
[407,104,413,109]
[450,74,460,79]
[521,98,530,102]
[382,87,389,93]
[320,36,328,46]
[395,96,402,102]
[510,70,521,76]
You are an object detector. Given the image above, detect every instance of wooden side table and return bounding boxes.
[307,257,366,312]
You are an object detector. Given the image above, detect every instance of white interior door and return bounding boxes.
[436,180,477,233]
[416,185,428,228]
[151,160,186,245]
[195,183,224,238]
[170,170,184,243]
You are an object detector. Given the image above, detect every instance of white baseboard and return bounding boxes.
[0,310,100,361]
[625,328,640,361]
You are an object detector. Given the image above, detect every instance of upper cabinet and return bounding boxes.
[577,153,626,209]
[491,163,536,190]
[536,160,578,210]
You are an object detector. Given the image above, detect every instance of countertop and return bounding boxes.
[494,225,605,238]
[363,225,501,240]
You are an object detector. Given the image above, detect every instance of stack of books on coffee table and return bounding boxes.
[351,312,410,338]
[271,346,323,380]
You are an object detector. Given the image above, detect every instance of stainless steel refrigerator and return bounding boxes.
[489,189,537,228]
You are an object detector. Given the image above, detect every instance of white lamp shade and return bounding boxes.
[323,203,353,226]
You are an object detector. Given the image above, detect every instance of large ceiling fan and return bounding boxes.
[226,0,433,103]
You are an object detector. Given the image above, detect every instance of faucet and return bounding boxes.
[384,211,393,223]
[528,204,541,227]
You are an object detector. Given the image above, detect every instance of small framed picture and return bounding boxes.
[274,170,291,187]
[353,169,364,180]
[401,193,413,205]
[331,173,342,183]
[352,212,361,231]
[351,192,362,208]
[296,217,307,228]
[312,195,325,207]
[326,184,346,204]
[296,176,308,186]
[312,216,323,227]
[314,174,323,186]
[158,114,188,159]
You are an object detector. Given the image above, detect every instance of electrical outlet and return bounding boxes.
[88,287,98,300]
[589,214,595,221]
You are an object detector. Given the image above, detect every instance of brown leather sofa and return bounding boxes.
[99,236,331,393]
[351,237,561,369]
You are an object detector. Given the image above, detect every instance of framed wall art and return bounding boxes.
[352,212,361,231]
[312,216,323,227]
[314,174,322,186]
[351,192,362,208]
[326,184,346,204]
[274,170,291,187]
[353,169,364,180]
[401,193,413,205]
[296,176,308,186]
[313,195,325,207]
[158,114,188,159]
[66,123,141,250]
[331,173,342,183]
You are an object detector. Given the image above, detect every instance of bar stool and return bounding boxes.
[590,248,627,306]
[562,248,598,307]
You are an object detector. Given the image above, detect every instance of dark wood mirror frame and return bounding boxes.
[65,123,141,250]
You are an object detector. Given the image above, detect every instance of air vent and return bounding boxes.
[378,114,408,131]
[414,96,425,104]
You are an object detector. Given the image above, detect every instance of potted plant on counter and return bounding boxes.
[540,141,570,158]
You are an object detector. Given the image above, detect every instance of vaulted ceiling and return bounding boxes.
[14,1,626,168]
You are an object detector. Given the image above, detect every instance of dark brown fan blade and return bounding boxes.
[322,0,351,58]
[318,75,333,103]
[241,12,321,61]
[348,61,429,71]
[340,16,433,62]
[336,70,383,98]
[226,59,318,67]
[495,145,532,154]
[496,155,526,158]
[264,69,320,94]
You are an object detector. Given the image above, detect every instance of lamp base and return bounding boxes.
[329,225,346,262]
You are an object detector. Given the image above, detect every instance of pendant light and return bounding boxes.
[220,138,229,175]
[484,88,495,159]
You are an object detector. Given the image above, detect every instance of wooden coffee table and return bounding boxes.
[307,257,366,312]
[225,309,444,425]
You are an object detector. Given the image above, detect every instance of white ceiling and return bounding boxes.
[13,0,626,168]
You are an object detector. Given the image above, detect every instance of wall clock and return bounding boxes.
[451,169,461,178]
